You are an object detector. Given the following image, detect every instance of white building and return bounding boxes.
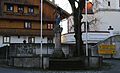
[61,0,120,57]
[62,0,120,44]
[93,0,120,34]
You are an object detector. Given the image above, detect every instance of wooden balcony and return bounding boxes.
[1,12,40,21]
[0,28,54,36]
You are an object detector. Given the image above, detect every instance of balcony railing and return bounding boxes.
[0,28,54,36]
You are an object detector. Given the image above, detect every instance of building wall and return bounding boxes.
[61,32,109,44]
[0,35,55,47]
[0,20,48,29]
[92,0,120,34]
[95,11,120,34]
[93,0,119,11]
[11,36,27,43]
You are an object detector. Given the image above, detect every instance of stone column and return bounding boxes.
[52,25,64,58]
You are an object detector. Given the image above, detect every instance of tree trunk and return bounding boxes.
[68,0,85,57]
[74,10,85,57]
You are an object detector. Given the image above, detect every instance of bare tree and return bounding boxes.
[68,0,85,56]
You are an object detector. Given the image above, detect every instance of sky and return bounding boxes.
[54,0,71,34]
[55,0,93,13]
[49,0,93,34]
[55,0,72,13]
[51,0,93,13]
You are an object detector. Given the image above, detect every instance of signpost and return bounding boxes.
[98,44,116,55]
[85,0,88,56]
[40,0,43,68]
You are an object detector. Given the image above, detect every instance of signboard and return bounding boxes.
[98,44,116,55]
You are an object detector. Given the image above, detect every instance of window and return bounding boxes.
[28,37,35,43]
[119,0,120,7]
[47,24,53,29]
[7,4,13,11]
[3,36,10,44]
[24,21,31,29]
[47,37,54,49]
[28,7,34,13]
[83,22,90,31]
[47,38,53,43]
[108,1,110,6]
[18,5,24,13]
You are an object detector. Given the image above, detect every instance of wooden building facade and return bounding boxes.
[0,0,69,58]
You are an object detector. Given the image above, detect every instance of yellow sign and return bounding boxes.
[98,44,116,49]
[98,44,116,55]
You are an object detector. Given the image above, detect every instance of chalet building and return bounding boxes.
[0,0,69,64]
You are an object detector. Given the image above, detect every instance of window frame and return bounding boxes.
[3,36,10,44]
[47,37,53,43]
[24,21,32,29]
[18,5,24,13]
[28,37,35,43]
[83,22,90,31]
[47,24,53,29]
[7,4,13,11]
[28,6,34,13]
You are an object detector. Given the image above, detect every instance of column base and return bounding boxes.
[51,49,65,59]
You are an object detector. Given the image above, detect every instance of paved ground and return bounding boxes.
[0,60,120,73]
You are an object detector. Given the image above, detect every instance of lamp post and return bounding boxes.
[40,0,43,68]
[85,0,88,56]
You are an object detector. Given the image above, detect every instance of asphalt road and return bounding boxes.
[0,60,120,73]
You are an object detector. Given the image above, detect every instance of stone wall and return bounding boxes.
[85,56,103,68]
[9,57,42,68]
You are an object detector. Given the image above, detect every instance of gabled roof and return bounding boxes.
[42,0,70,22]
[44,0,70,17]
[0,0,70,21]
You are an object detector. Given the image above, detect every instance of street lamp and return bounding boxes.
[40,0,43,68]
[85,0,88,56]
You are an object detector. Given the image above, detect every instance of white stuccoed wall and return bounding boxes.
[93,0,119,10]
[95,11,120,33]
[0,36,55,48]
[93,0,120,34]
[61,32,110,44]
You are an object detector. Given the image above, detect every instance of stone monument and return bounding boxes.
[52,25,64,58]
[52,7,64,58]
